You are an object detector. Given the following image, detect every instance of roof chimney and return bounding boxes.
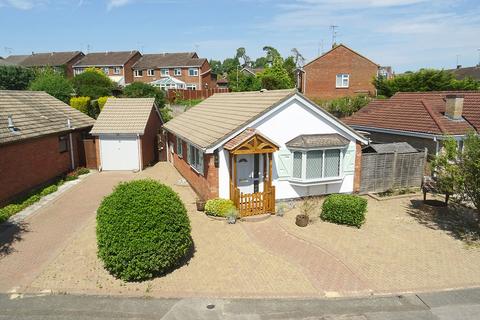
[67,118,72,129]
[445,94,464,120]
[7,115,15,129]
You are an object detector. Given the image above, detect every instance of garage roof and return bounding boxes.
[90,98,156,135]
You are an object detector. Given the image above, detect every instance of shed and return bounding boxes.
[363,142,418,154]
[90,98,163,171]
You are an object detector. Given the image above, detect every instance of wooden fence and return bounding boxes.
[360,149,427,194]
[166,88,230,103]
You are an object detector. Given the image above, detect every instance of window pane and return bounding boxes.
[324,149,341,177]
[292,152,303,179]
[306,150,323,179]
[336,75,342,87]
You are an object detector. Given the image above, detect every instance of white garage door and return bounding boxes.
[100,135,140,171]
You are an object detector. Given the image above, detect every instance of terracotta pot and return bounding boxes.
[295,214,309,227]
[196,199,206,212]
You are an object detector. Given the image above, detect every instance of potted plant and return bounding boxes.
[295,197,316,227]
[196,198,206,212]
[276,202,287,217]
[226,208,239,224]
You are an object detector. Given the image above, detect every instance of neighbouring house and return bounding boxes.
[344,91,480,155]
[163,89,368,217]
[73,51,142,86]
[0,90,94,206]
[241,67,264,76]
[3,51,85,77]
[448,65,480,81]
[216,76,229,88]
[132,52,216,90]
[90,98,163,171]
[297,44,380,100]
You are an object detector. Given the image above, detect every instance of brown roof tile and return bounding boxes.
[15,51,83,67]
[74,51,139,67]
[132,52,205,69]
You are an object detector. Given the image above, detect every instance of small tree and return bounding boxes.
[122,82,165,108]
[29,68,74,103]
[72,68,116,99]
[460,133,480,214]
[257,57,295,90]
[0,65,35,90]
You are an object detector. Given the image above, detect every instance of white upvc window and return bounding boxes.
[187,143,204,175]
[147,69,155,76]
[102,67,109,75]
[74,68,84,75]
[176,137,183,158]
[186,84,197,90]
[336,74,350,88]
[188,68,198,76]
[134,70,143,77]
[160,68,169,76]
[113,67,121,75]
[174,68,182,76]
[291,148,343,181]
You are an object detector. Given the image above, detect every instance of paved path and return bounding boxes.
[0,171,135,293]
[1,287,480,319]
[242,218,371,296]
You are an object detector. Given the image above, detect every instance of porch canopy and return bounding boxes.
[224,128,279,217]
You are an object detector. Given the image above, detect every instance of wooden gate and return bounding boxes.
[234,186,276,217]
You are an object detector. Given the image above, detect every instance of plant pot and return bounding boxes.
[295,214,309,227]
[196,199,206,212]
[227,216,236,224]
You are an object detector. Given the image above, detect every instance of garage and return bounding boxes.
[99,135,140,171]
[90,98,163,171]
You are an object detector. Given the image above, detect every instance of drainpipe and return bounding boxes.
[137,133,143,171]
[67,118,75,170]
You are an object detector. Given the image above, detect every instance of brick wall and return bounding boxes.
[353,141,362,193]
[124,52,142,84]
[167,132,218,200]
[302,45,378,100]
[366,131,437,155]
[140,108,162,168]
[65,53,85,78]
[0,130,88,205]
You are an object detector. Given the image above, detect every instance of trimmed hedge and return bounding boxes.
[96,179,192,281]
[320,194,367,228]
[205,198,235,217]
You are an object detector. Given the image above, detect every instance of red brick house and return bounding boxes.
[344,91,480,155]
[90,98,163,171]
[3,51,85,78]
[73,51,142,85]
[298,44,379,99]
[132,52,216,90]
[0,91,94,206]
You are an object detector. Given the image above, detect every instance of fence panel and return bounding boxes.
[167,88,230,103]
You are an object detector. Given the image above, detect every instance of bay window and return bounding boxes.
[290,149,342,181]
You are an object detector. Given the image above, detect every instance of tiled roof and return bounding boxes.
[132,52,205,69]
[11,51,83,67]
[90,98,156,135]
[0,90,94,145]
[163,89,296,149]
[344,91,480,135]
[74,51,139,67]
[365,142,418,154]
[448,66,480,81]
[3,55,28,65]
[286,133,350,149]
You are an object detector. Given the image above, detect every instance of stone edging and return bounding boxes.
[367,192,422,201]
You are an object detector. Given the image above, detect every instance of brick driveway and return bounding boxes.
[1,162,480,298]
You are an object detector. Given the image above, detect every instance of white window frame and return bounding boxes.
[176,137,183,158]
[336,74,350,88]
[186,84,197,90]
[174,68,182,76]
[113,67,121,75]
[134,70,143,77]
[147,69,155,76]
[74,68,84,75]
[102,67,109,75]
[289,147,344,183]
[188,68,198,76]
[160,68,169,76]
[187,143,204,175]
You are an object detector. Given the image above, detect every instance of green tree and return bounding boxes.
[0,65,35,90]
[209,59,223,75]
[283,56,297,85]
[222,57,240,74]
[375,69,480,97]
[29,68,74,103]
[122,82,171,121]
[227,71,261,92]
[460,133,480,214]
[253,57,268,69]
[262,46,281,65]
[72,68,116,99]
[235,47,251,67]
[257,57,295,90]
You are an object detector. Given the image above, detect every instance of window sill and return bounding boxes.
[190,165,203,176]
[286,176,344,186]
[335,87,349,89]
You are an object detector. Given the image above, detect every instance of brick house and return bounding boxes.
[3,51,85,78]
[73,51,142,85]
[0,90,94,206]
[298,44,379,100]
[132,52,216,90]
[344,91,480,155]
[163,89,367,216]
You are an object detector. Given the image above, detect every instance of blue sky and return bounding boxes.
[0,0,479,72]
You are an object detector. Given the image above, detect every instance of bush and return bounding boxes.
[205,198,235,217]
[96,180,192,281]
[97,96,113,110]
[29,68,74,103]
[72,68,116,99]
[320,194,367,228]
[0,65,35,90]
[70,96,91,114]
[75,167,90,175]
[122,82,165,108]
[40,185,58,197]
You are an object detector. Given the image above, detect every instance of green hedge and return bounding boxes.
[205,198,235,217]
[320,194,367,228]
[96,179,192,281]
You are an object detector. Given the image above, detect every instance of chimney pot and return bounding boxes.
[7,115,14,128]
[445,94,464,120]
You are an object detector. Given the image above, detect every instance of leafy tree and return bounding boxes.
[227,71,261,92]
[375,69,480,97]
[291,48,305,68]
[122,82,171,121]
[257,57,295,90]
[459,133,480,214]
[29,68,74,103]
[0,65,35,90]
[222,57,240,74]
[72,67,116,99]
[262,46,281,65]
[253,57,268,69]
[209,59,223,75]
[235,47,251,67]
[315,95,372,118]
[283,56,297,85]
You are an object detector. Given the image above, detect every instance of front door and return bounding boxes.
[236,154,263,194]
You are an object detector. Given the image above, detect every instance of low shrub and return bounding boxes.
[75,167,90,176]
[320,194,367,228]
[70,96,91,114]
[96,179,192,281]
[205,198,235,217]
[40,185,58,196]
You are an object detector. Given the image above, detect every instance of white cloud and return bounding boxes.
[1,0,36,10]
[107,0,133,10]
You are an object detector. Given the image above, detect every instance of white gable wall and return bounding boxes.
[218,96,359,200]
